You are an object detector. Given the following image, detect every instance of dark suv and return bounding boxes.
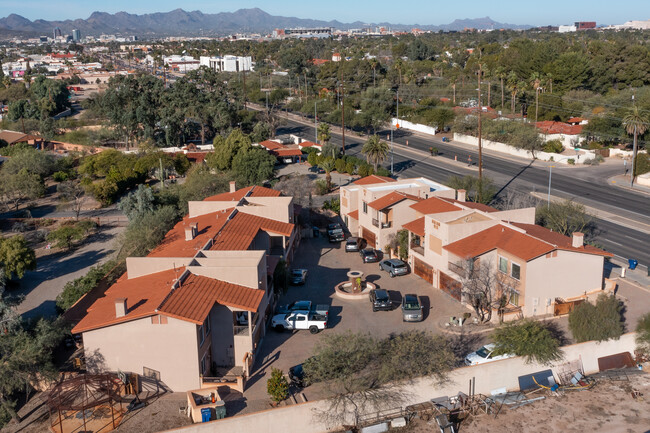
[360,248,379,263]
[370,289,392,312]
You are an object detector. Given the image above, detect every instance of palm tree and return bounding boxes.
[545,72,554,93]
[318,123,331,145]
[319,158,336,191]
[623,106,649,188]
[362,135,390,171]
[495,67,507,111]
[369,58,379,87]
[394,58,404,86]
[529,72,542,123]
[507,72,519,114]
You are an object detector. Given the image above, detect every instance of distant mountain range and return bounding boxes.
[0,8,531,38]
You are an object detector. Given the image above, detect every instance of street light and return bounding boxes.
[547,165,555,208]
[391,89,399,175]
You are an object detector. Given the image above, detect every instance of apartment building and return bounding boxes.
[340,176,612,321]
[72,183,297,391]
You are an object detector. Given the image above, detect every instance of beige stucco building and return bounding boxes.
[72,183,298,391]
[340,176,612,321]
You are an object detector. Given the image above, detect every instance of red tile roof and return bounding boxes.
[567,117,585,124]
[210,211,294,251]
[444,225,554,261]
[258,140,284,150]
[159,273,264,324]
[411,197,461,215]
[403,217,425,237]
[148,210,233,258]
[535,121,582,135]
[348,210,359,220]
[368,191,420,210]
[72,268,183,333]
[510,223,612,257]
[272,148,303,157]
[440,197,499,213]
[299,141,320,148]
[353,175,396,185]
[204,186,281,202]
[185,152,208,163]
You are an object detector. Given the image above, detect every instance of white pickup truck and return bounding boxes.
[272,309,329,334]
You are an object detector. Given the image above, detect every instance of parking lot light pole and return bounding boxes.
[547,165,555,208]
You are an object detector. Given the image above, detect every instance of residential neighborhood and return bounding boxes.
[1,3,650,433]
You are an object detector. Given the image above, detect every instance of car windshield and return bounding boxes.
[475,346,490,358]
[363,250,374,255]
[347,239,356,244]
[403,298,419,309]
[393,262,406,268]
[292,270,302,277]
[375,291,389,301]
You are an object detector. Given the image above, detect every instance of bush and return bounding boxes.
[492,319,563,365]
[635,153,650,176]
[543,140,564,154]
[587,141,603,150]
[345,162,356,174]
[46,225,86,250]
[335,158,346,173]
[56,260,118,311]
[636,313,650,357]
[266,368,289,403]
[568,294,624,343]
[53,171,70,182]
[567,158,575,165]
[322,197,340,214]
[314,179,329,195]
[376,166,391,177]
[357,164,374,177]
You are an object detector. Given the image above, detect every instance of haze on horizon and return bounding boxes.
[0,0,644,27]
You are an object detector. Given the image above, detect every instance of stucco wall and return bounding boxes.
[126,257,194,279]
[525,250,605,317]
[188,201,234,218]
[168,333,638,433]
[82,316,200,392]
[210,304,236,367]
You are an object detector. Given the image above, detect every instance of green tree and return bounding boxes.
[251,122,272,143]
[492,320,563,365]
[536,199,597,241]
[117,205,180,260]
[317,123,331,145]
[361,135,389,171]
[0,168,46,210]
[623,106,649,187]
[46,225,85,250]
[56,261,117,312]
[231,147,276,186]
[1,147,55,178]
[57,180,85,220]
[0,235,36,280]
[118,184,155,221]
[446,175,496,205]
[568,294,624,343]
[266,368,289,404]
[319,158,336,191]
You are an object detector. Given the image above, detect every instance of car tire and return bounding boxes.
[390,272,395,278]
[372,307,377,312]
[274,325,284,332]
[379,265,383,271]
[309,326,319,334]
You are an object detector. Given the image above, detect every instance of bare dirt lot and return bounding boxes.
[404,372,650,433]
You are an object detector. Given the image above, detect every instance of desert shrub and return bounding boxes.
[492,319,562,365]
[314,179,329,195]
[568,294,624,343]
[543,140,564,153]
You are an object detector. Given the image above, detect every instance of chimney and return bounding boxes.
[115,298,127,318]
[185,222,198,241]
[457,189,466,202]
[229,181,236,193]
[572,232,584,248]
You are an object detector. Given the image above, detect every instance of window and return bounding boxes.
[509,288,520,306]
[498,257,508,274]
[362,201,368,214]
[200,353,207,375]
[204,317,211,335]
[511,263,521,280]
[344,216,349,226]
[198,325,205,346]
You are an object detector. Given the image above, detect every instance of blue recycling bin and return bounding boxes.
[201,408,211,423]
[629,259,638,270]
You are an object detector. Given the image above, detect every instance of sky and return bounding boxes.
[0,0,645,26]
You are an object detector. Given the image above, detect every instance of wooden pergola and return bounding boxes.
[47,373,125,433]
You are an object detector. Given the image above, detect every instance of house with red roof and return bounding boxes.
[536,120,584,149]
[71,182,297,392]
[254,139,304,163]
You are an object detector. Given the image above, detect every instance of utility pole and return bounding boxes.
[477,63,483,192]
[242,70,247,110]
[159,157,165,189]
[535,86,540,124]
[631,92,637,188]
[341,83,345,155]
[314,101,318,143]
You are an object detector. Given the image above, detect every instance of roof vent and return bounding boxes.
[185,223,198,241]
[457,189,466,202]
[229,181,236,193]
[572,232,584,248]
[115,298,127,318]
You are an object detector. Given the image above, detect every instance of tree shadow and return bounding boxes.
[540,320,571,346]
[419,295,431,320]
[447,332,485,366]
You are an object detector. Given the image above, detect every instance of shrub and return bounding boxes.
[314,179,329,195]
[322,197,340,214]
[267,368,289,403]
[636,313,650,357]
[543,140,564,154]
[53,171,70,182]
[587,141,603,150]
[335,158,346,173]
[429,146,439,156]
[492,319,563,365]
[568,294,624,343]
[376,166,391,177]
[46,225,86,250]
[357,164,374,177]
[635,153,650,176]
[345,162,356,174]
[567,158,575,165]
[56,260,118,311]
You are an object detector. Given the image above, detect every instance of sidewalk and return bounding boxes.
[608,174,650,196]
[607,257,650,290]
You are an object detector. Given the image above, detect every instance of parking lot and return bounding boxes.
[241,235,469,411]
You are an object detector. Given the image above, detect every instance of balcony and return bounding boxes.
[410,243,424,256]
[372,218,392,229]
[448,261,467,278]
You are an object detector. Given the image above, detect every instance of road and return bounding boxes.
[277,118,650,265]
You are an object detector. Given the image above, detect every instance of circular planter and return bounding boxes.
[334,281,376,300]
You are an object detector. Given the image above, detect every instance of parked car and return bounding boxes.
[272,309,329,334]
[360,248,379,263]
[345,237,360,252]
[276,301,329,315]
[379,259,409,277]
[370,289,393,312]
[401,294,423,322]
[290,269,308,285]
[464,343,515,366]
[327,223,345,242]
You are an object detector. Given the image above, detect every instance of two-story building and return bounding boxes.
[71,183,297,391]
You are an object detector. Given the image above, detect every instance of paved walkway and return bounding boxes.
[14,225,124,319]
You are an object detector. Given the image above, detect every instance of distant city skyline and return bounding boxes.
[0,0,645,26]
